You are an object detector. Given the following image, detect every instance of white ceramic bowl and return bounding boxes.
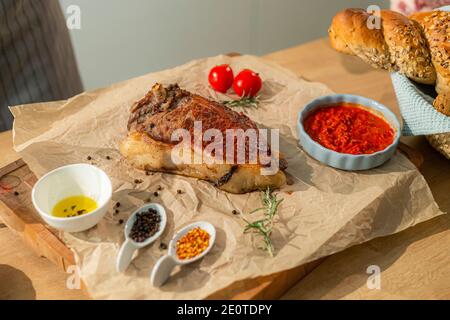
[32,164,112,233]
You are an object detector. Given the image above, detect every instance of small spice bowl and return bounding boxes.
[150,221,216,287]
[116,203,167,273]
[31,164,112,233]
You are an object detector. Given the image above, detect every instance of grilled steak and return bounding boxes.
[120,83,286,194]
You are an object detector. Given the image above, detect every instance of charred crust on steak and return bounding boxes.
[215,166,238,187]
[127,83,258,146]
[128,83,191,130]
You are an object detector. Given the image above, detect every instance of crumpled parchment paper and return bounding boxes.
[11,55,442,299]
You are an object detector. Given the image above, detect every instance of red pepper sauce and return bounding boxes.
[303,103,395,155]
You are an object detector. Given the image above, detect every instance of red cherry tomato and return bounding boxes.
[233,69,262,97]
[208,64,234,93]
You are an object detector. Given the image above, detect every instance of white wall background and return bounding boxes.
[60,0,389,90]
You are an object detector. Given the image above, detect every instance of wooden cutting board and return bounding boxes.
[0,142,423,300]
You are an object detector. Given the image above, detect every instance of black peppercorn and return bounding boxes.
[232,210,239,215]
[14,191,19,196]
[159,243,168,250]
[106,156,111,160]
[115,202,121,208]
[87,156,92,161]
[153,192,159,197]
[129,208,161,243]
[177,190,183,194]
[119,219,124,225]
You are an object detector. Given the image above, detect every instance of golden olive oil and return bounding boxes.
[52,196,98,218]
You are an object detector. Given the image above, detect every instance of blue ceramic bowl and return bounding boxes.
[297,94,401,171]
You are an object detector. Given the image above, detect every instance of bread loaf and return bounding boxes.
[410,11,450,94]
[329,8,436,85]
[434,93,450,116]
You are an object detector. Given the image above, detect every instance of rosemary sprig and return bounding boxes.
[243,188,284,257]
[222,95,260,109]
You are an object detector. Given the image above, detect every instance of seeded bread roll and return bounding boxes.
[329,9,394,71]
[329,8,436,85]
[434,93,450,116]
[410,11,450,94]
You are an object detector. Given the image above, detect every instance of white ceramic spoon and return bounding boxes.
[150,221,216,287]
[116,203,167,273]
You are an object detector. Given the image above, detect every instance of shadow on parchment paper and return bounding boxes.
[308,171,419,263]
[281,136,315,193]
[0,265,36,300]
[282,214,450,300]
[255,123,314,194]
[259,79,286,101]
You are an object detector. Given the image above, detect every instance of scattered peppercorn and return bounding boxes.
[176,227,210,260]
[87,156,92,161]
[106,156,111,160]
[115,209,120,215]
[145,171,151,176]
[232,210,239,215]
[177,190,183,195]
[157,186,163,191]
[115,202,121,208]
[118,219,124,225]
[134,179,143,184]
[14,191,19,196]
[153,192,159,197]
[159,243,168,250]
[129,208,161,243]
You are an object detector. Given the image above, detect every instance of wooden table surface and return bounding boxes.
[1,38,449,300]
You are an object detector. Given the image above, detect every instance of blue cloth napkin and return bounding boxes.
[391,72,450,136]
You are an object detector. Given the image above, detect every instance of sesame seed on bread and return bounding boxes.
[434,93,450,116]
[411,11,450,95]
